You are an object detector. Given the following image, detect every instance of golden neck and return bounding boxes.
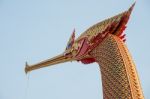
[90,34,144,99]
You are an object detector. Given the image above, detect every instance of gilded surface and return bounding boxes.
[76,12,124,41]
[90,34,144,99]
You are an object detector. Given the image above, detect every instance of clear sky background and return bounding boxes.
[0,0,150,99]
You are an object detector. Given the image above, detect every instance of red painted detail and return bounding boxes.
[80,58,96,64]
[76,38,89,58]
[123,39,126,42]
[119,34,126,40]
[116,2,135,42]
[114,16,128,43]
[109,22,118,34]
[116,25,126,37]
[91,26,110,44]
[89,26,110,51]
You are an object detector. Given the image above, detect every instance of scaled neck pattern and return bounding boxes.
[90,34,144,99]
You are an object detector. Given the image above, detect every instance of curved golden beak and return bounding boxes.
[25,54,74,74]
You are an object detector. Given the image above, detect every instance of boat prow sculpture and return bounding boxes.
[25,2,144,99]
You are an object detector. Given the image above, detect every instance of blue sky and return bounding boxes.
[0,0,150,99]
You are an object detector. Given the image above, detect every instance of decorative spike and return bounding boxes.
[123,39,126,42]
[116,25,127,36]
[128,2,136,13]
[66,29,76,50]
[71,28,75,43]
[119,34,126,40]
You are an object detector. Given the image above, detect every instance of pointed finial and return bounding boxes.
[72,28,75,40]
[128,2,136,12]
[25,62,29,74]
